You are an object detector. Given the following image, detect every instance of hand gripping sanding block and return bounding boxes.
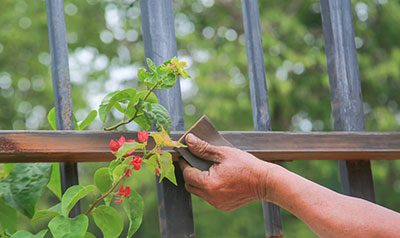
[175,115,233,171]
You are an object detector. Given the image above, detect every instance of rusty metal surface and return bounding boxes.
[0,131,399,163]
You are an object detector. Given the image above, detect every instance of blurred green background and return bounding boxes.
[0,0,399,237]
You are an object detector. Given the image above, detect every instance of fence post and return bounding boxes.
[242,0,283,237]
[140,0,195,237]
[46,0,81,216]
[320,0,375,201]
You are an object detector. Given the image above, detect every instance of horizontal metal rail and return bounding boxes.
[0,131,399,163]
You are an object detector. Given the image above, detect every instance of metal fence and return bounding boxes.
[16,0,385,237]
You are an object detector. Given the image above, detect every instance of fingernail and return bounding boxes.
[186,133,198,144]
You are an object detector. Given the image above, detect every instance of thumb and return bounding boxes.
[185,133,222,162]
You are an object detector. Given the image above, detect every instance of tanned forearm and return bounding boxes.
[265,165,400,238]
[179,134,400,237]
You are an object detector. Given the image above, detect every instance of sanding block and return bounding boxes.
[175,115,233,171]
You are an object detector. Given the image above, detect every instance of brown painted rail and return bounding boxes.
[0,131,399,163]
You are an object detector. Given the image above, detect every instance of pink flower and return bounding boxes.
[137,130,149,143]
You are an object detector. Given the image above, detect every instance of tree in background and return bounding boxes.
[0,0,399,237]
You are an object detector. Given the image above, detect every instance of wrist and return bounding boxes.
[253,162,283,203]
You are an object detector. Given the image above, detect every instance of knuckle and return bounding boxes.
[197,141,209,156]
[209,180,220,190]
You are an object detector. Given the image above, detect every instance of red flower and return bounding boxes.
[117,185,131,197]
[125,186,131,197]
[109,136,127,153]
[109,140,120,153]
[125,169,132,178]
[130,156,143,170]
[117,136,126,145]
[114,197,123,204]
[137,130,149,143]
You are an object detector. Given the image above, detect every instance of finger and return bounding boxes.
[185,183,206,198]
[178,158,191,171]
[185,133,223,162]
[179,159,208,187]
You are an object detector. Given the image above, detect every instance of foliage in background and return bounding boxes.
[0,0,399,237]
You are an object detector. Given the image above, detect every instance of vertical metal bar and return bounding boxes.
[320,0,375,202]
[140,0,195,237]
[242,0,283,237]
[46,0,81,216]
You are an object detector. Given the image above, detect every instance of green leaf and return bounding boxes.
[3,164,16,177]
[92,205,124,238]
[78,110,97,130]
[133,115,151,130]
[112,163,128,181]
[143,154,158,174]
[0,164,52,218]
[31,203,60,226]
[48,214,88,238]
[47,107,57,130]
[113,102,125,113]
[73,114,79,130]
[84,232,96,238]
[159,152,177,185]
[108,159,121,179]
[137,90,158,104]
[98,88,136,123]
[11,229,47,238]
[11,230,34,238]
[115,142,146,160]
[157,73,177,90]
[94,167,112,194]
[47,107,79,130]
[143,103,171,132]
[124,90,158,121]
[47,163,61,200]
[146,58,157,72]
[0,197,17,234]
[137,68,149,83]
[61,185,96,217]
[124,96,140,118]
[123,189,144,237]
[94,167,113,205]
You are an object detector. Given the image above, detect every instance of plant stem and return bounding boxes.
[86,147,159,214]
[104,82,160,131]
[86,174,125,215]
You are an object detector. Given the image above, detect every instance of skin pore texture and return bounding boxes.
[179,133,400,238]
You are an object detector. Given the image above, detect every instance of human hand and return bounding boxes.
[179,133,278,211]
